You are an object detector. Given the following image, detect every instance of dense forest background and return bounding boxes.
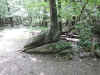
[0,0,100,58]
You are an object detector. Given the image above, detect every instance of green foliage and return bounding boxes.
[76,22,93,51]
[75,5,100,52]
[1,0,100,56]
[48,40,72,51]
[23,0,50,27]
[24,0,49,15]
[48,40,73,60]
[26,2,48,8]
[23,0,100,53]
[61,2,82,20]
[0,0,9,17]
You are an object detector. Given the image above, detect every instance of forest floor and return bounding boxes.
[0,26,100,75]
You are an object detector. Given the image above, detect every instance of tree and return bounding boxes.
[24,0,61,51]
[0,0,9,17]
[57,0,62,32]
[42,0,48,26]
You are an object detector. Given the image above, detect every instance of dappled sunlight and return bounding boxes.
[0,68,7,75]
[1,28,32,40]
[0,27,41,55]
[8,0,28,17]
[40,72,45,75]
[29,56,42,63]
[0,57,11,64]
[0,0,100,74]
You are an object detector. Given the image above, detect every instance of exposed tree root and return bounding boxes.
[23,31,60,52]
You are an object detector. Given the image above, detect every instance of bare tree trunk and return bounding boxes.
[48,0,60,41]
[42,0,48,26]
[57,0,62,32]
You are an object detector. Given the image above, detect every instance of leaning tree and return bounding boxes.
[24,0,61,51]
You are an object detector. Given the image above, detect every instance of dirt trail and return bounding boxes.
[0,27,100,75]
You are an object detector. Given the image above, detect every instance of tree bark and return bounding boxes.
[57,0,62,32]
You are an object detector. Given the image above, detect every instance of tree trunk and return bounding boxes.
[57,0,62,32]
[42,0,48,26]
[48,0,60,41]
[23,0,61,51]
